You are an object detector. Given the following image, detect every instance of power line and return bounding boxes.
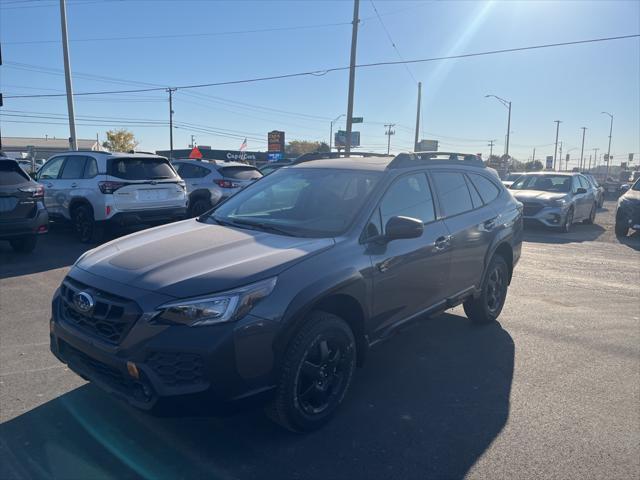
[369,0,418,85]
[4,21,354,45]
[5,34,637,100]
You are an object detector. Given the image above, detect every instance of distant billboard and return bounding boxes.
[334,130,360,148]
[416,139,439,152]
[546,156,553,170]
[268,131,285,152]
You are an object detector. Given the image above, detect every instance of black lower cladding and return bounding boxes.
[59,277,141,344]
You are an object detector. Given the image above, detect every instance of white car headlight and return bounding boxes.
[154,277,277,327]
[551,198,568,207]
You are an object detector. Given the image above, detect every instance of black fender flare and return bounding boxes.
[273,267,370,365]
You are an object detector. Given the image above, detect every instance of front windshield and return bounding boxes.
[207,168,381,237]
[507,173,523,181]
[511,174,572,193]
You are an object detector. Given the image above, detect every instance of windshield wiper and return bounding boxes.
[227,218,297,236]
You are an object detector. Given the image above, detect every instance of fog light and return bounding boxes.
[126,361,139,379]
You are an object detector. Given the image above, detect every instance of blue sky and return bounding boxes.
[1,0,639,168]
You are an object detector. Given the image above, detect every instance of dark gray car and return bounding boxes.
[49,152,523,432]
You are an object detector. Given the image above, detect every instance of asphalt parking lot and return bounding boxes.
[1,201,639,480]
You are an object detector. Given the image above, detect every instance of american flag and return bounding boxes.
[239,138,247,151]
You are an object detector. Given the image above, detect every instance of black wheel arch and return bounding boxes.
[69,197,94,219]
[482,232,515,289]
[274,269,370,369]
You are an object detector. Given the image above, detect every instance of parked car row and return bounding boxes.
[1,151,264,250]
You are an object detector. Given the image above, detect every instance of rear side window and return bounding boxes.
[0,161,30,185]
[468,173,500,204]
[108,157,176,180]
[84,157,98,178]
[219,166,262,180]
[176,163,210,179]
[431,171,474,217]
[60,156,87,179]
[38,156,65,180]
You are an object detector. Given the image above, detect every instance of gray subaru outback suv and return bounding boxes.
[50,152,523,432]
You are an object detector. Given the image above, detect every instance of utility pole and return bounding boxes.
[190,135,195,148]
[59,0,77,150]
[588,154,592,171]
[167,87,176,160]
[579,127,587,171]
[553,120,562,171]
[602,112,613,179]
[413,81,422,151]
[532,147,536,164]
[384,124,395,155]
[593,147,600,172]
[488,140,495,159]
[344,0,360,156]
[559,141,563,171]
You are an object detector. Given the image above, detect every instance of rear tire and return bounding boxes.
[72,205,103,244]
[583,203,597,224]
[9,235,37,253]
[463,255,509,325]
[266,311,356,432]
[189,198,211,217]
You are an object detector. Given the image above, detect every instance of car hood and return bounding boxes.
[622,188,640,202]
[76,219,334,298]
[511,190,568,203]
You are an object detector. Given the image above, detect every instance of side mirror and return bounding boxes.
[384,216,424,241]
[620,184,630,192]
[576,187,587,194]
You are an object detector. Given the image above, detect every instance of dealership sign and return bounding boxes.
[268,131,285,152]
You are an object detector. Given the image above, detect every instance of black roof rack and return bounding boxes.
[387,151,485,169]
[291,151,391,164]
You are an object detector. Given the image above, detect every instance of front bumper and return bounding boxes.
[616,202,640,230]
[522,205,569,228]
[0,203,49,240]
[49,270,278,414]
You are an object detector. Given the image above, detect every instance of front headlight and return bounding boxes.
[154,277,277,327]
[551,198,568,207]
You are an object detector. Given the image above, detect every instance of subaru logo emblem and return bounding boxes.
[73,291,95,314]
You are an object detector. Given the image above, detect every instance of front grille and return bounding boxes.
[147,351,205,386]
[59,277,141,344]
[522,202,544,217]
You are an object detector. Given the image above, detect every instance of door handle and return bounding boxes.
[70,183,78,188]
[44,182,53,188]
[434,235,451,250]
[483,217,498,231]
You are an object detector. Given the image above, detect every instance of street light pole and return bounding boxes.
[579,127,587,171]
[167,88,176,160]
[329,114,345,151]
[345,0,360,156]
[59,0,77,150]
[602,111,613,178]
[485,94,511,158]
[553,120,562,171]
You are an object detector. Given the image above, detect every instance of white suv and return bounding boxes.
[37,151,187,242]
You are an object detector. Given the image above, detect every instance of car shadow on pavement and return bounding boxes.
[617,232,640,252]
[523,223,607,244]
[0,313,514,480]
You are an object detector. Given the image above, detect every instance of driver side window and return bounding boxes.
[38,156,65,180]
[366,173,435,238]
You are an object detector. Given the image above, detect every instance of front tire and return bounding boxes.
[464,255,509,325]
[189,198,211,217]
[9,235,37,253]
[72,205,103,244]
[615,217,629,237]
[560,207,574,233]
[266,311,356,432]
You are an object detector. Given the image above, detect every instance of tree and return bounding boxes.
[524,160,544,171]
[285,140,330,156]
[102,129,138,152]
